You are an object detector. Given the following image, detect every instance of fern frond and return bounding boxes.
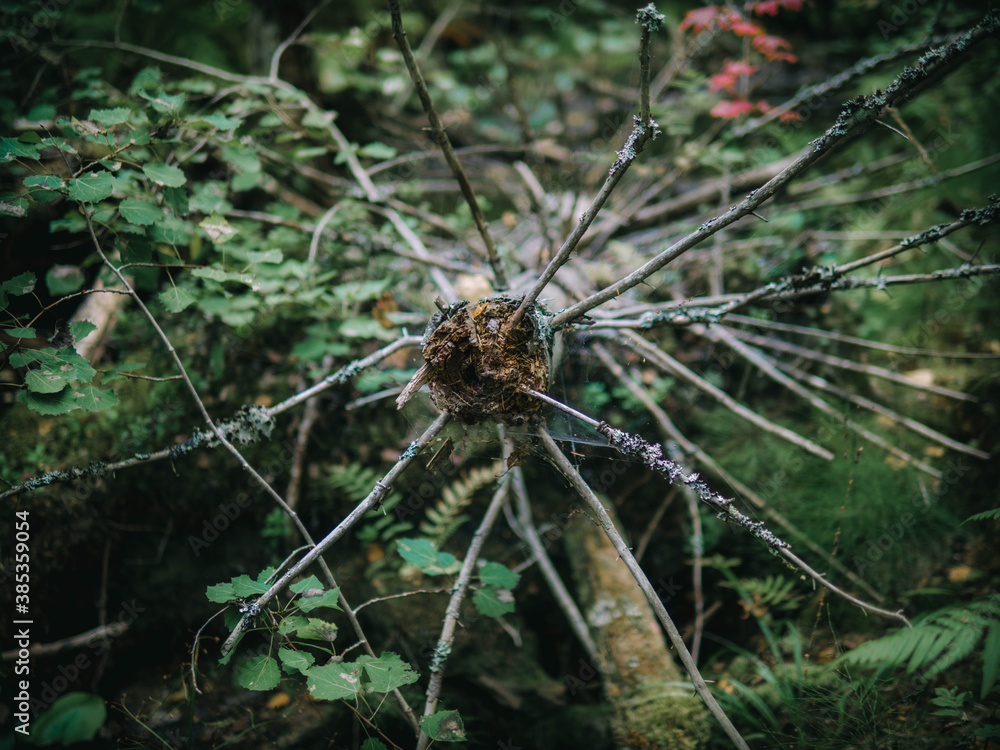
[328,462,408,542]
[839,595,1000,685]
[419,465,498,546]
[963,507,1000,524]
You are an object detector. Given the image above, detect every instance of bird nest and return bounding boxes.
[396,296,553,425]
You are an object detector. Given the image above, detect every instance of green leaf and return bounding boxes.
[143,161,186,188]
[361,740,390,750]
[295,617,339,642]
[421,709,467,742]
[290,576,324,594]
[299,588,342,613]
[191,267,255,286]
[18,387,81,415]
[305,663,363,700]
[45,265,86,295]
[89,107,132,127]
[397,538,459,576]
[245,249,283,264]
[3,271,36,296]
[0,136,41,162]
[199,213,237,244]
[141,91,185,114]
[0,195,28,217]
[119,197,164,226]
[221,144,261,174]
[357,652,418,693]
[206,582,237,603]
[159,286,197,312]
[235,655,281,691]
[278,615,309,635]
[26,368,70,394]
[164,186,189,215]
[68,172,116,203]
[192,113,242,130]
[29,692,106,745]
[478,562,520,590]
[75,384,119,413]
[279,647,316,675]
[23,174,66,192]
[231,575,269,598]
[472,587,516,617]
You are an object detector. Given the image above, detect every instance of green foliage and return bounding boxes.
[836,595,1000,699]
[28,692,107,746]
[419,465,496,546]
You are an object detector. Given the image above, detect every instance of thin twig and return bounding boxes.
[593,343,886,602]
[388,1,508,291]
[526,388,911,628]
[535,424,751,750]
[620,331,835,460]
[509,464,601,665]
[508,6,665,331]
[415,428,513,750]
[549,15,999,328]
[221,412,451,656]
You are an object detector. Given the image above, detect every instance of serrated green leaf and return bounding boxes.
[421,709,467,742]
[278,615,308,635]
[0,137,41,162]
[299,588,342,613]
[26,368,70,393]
[397,538,457,576]
[119,197,164,226]
[472,587,516,617]
[199,213,237,243]
[192,267,255,286]
[3,271,36,296]
[235,655,281,691]
[357,652,418,693]
[296,617,339,642]
[17,386,79,415]
[290,576,324,594]
[479,562,519,590]
[231,574,269,598]
[361,739,390,750]
[143,161,186,187]
[206,583,237,603]
[68,172,117,203]
[141,91,184,114]
[0,195,28,217]
[192,113,242,130]
[24,174,66,191]
[69,321,97,342]
[279,647,315,675]
[75,383,119,412]
[89,107,132,127]
[305,663,362,700]
[159,286,197,312]
[5,327,36,338]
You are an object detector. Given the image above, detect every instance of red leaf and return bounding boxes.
[710,99,753,119]
[680,7,722,33]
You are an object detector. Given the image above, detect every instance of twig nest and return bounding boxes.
[401,296,553,425]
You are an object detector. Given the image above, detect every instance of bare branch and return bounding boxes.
[388,1,508,291]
